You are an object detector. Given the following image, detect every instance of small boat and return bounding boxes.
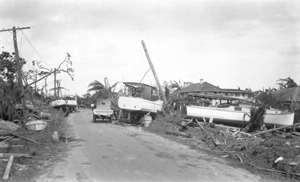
[50,97,78,111]
[25,120,48,131]
[49,84,78,112]
[118,82,163,119]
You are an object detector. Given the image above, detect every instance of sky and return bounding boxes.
[0,0,300,96]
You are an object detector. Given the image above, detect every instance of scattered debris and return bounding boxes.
[146,113,300,180]
[0,120,20,132]
[165,129,192,138]
[274,156,284,163]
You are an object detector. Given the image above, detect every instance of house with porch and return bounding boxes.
[178,81,252,106]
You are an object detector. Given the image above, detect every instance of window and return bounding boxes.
[234,107,242,111]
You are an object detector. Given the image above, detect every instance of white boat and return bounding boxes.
[118,96,163,113]
[50,97,78,111]
[25,120,48,131]
[182,105,294,127]
[118,82,163,117]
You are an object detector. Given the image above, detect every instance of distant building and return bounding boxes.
[179,81,251,100]
[183,82,193,88]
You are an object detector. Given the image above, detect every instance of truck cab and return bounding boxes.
[92,99,113,122]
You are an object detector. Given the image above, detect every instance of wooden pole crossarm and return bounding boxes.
[0,27,30,32]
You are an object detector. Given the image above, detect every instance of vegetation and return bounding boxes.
[0,51,74,121]
[86,78,120,109]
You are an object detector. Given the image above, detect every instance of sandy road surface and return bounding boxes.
[37,109,272,182]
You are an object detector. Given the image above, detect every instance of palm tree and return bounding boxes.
[87,78,120,108]
[277,77,298,89]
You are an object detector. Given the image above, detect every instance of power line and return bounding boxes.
[20,30,51,68]
[1,32,14,50]
[139,68,151,83]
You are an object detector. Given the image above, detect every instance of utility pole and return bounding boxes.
[141,40,171,115]
[54,68,57,98]
[44,77,48,97]
[0,26,30,121]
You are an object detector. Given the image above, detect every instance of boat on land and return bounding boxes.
[118,82,163,120]
[25,120,47,131]
[180,93,294,127]
[49,85,78,112]
[50,96,78,112]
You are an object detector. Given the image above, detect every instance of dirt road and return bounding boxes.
[37,109,272,182]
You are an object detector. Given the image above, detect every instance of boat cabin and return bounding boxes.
[124,82,159,101]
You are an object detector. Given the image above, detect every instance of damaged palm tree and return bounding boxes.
[244,106,266,133]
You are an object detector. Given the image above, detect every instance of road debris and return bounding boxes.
[146,113,300,180]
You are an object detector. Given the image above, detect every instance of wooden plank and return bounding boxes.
[0,136,14,143]
[292,132,300,137]
[0,153,31,158]
[10,133,40,144]
[195,119,204,131]
[252,123,300,136]
[2,155,14,180]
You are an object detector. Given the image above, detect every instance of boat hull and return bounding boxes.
[50,99,78,110]
[182,105,294,127]
[25,120,47,131]
[118,96,163,114]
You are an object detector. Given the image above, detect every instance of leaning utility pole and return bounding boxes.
[141,40,171,114]
[0,26,30,120]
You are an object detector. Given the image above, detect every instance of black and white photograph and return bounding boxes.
[0,0,300,181]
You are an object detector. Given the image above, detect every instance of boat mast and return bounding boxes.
[141,40,171,114]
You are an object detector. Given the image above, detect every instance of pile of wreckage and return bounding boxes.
[160,113,300,179]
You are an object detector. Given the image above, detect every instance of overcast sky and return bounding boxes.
[1,0,299,96]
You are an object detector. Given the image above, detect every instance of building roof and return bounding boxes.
[179,82,221,93]
[221,89,251,94]
[179,81,251,94]
[272,86,300,102]
[124,82,157,90]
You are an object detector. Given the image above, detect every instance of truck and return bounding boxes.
[92,99,114,123]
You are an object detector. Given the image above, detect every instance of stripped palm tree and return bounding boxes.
[169,80,183,97]
[87,79,120,109]
[277,77,298,89]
